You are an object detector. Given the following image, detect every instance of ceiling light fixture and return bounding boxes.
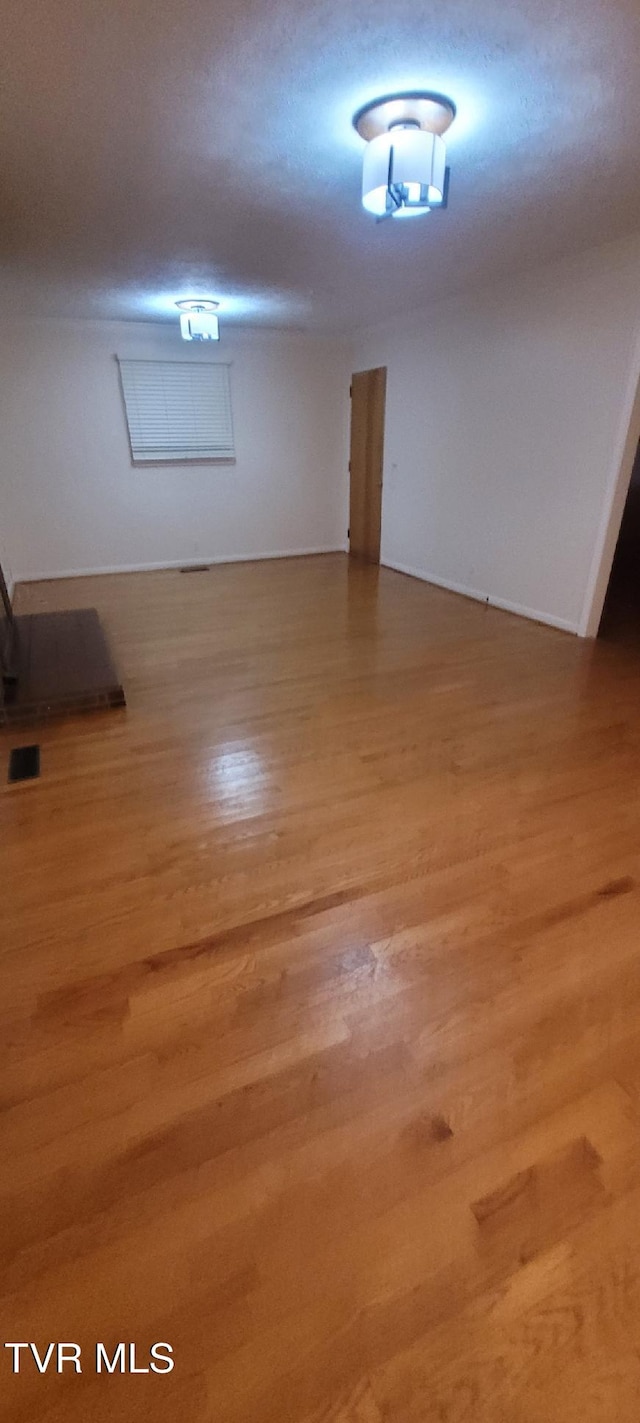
[353,92,456,221]
[176,299,220,341]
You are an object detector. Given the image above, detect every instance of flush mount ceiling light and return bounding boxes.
[353,92,456,220]
[176,299,220,341]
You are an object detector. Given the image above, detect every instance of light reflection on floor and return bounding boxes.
[205,743,271,814]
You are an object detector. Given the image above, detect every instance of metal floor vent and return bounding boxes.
[8,745,40,783]
[180,564,210,574]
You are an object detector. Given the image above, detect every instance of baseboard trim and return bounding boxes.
[16,547,346,585]
[381,559,578,635]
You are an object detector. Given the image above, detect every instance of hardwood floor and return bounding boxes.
[2,552,640,1421]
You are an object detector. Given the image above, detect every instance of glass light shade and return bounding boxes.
[362,128,446,218]
[180,311,220,341]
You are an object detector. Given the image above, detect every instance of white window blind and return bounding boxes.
[118,359,235,463]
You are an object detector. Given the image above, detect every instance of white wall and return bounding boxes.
[0,319,348,581]
[351,234,640,634]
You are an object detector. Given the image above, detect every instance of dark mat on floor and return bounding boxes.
[1,609,126,726]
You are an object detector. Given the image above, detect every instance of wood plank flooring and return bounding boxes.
[2,552,640,1420]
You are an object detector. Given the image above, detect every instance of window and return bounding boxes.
[117,359,235,463]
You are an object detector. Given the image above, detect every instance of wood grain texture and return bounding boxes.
[2,552,640,1421]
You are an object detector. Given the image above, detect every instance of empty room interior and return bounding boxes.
[3,0,640,1418]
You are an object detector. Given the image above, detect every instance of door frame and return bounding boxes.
[579,329,640,636]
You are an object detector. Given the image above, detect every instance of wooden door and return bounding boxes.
[348,366,387,563]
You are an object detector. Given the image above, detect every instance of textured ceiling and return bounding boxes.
[0,0,639,330]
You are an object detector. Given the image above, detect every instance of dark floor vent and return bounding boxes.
[180,565,211,574]
[8,745,40,782]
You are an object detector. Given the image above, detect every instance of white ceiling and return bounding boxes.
[1,0,639,331]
